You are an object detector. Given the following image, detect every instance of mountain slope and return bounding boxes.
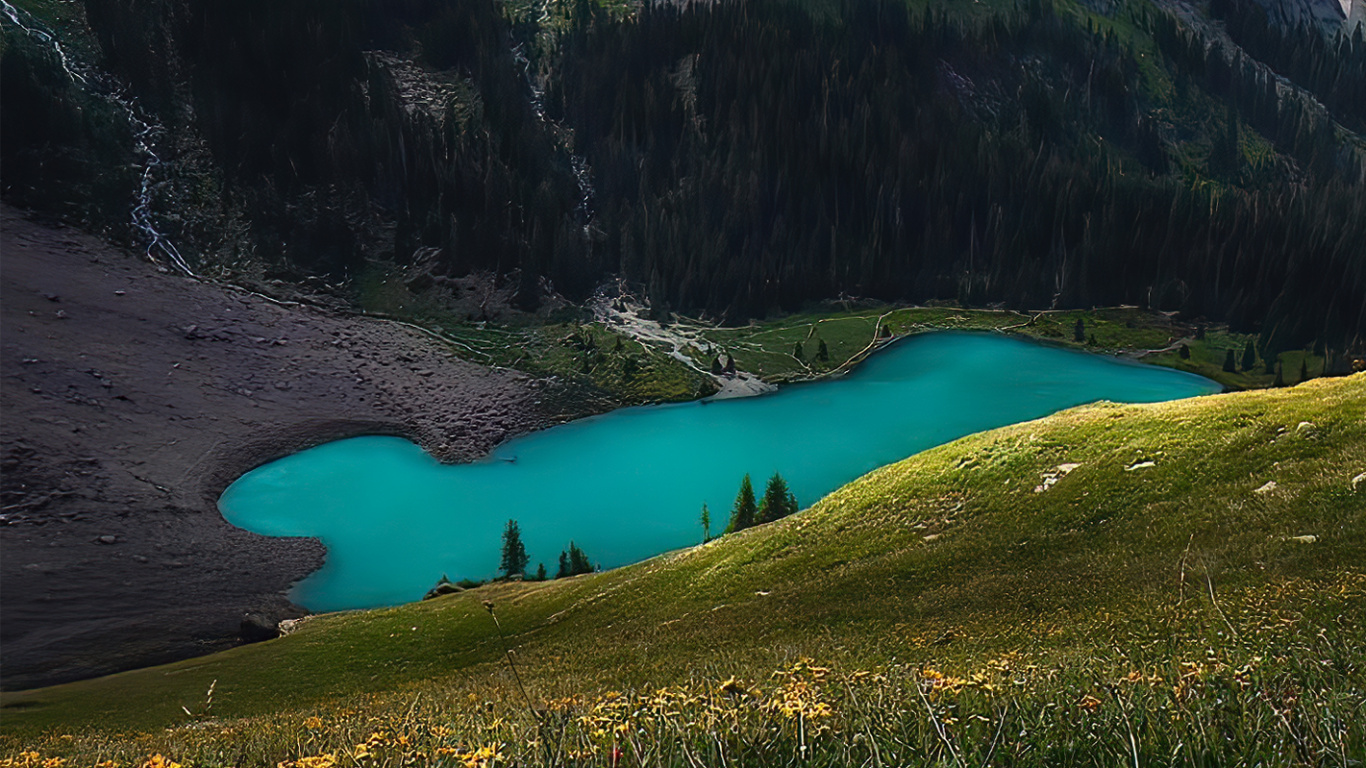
[3,0,1365,347]
[3,375,1362,763]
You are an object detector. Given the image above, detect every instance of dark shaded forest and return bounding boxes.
[2,0,1364,350]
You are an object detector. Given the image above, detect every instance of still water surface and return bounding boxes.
[220,332,1219,611]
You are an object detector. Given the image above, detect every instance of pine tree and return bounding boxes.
[1223,349,1237,372]
[758,472,796,524]
[723,355,736,375]
[1179,343,1191,359]
[727,474,757,533]
[557,550,571,579]
[1299,359,1310,382]
[793,340,804,360]
[1073,317,1085,342]
[710,356,723,375]
[500,519,529,577]
[1242,340,1256,371]
[567,542,592,575]
[817,338,829,361]
[700,503,711,542]
[535,562,547,581]
[1273,362,1285,387]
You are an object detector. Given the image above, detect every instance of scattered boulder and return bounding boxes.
[1253,481,1278,495]
[424,573,469,600]
[94,534,117,545]
[424,581,465,600]
[1034,463,1081,492]
[278,618,307,636]
[1352,472,1365,492]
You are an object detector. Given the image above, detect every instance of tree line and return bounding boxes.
[7,0,1365,351]
[549,0,1365,350]
[498,519,596,581]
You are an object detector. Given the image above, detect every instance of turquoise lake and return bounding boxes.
[219,332,1220,611]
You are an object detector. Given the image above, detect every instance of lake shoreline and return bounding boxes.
[0,205,606,690]
[222,332,1217,612]
[0,205,1239,691]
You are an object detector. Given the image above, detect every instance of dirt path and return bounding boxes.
[590,284,777,399]
[0,206,570,690]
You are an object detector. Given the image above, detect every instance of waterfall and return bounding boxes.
[0,1,196,277]
[1,0,84,84]
[509,35,596,228]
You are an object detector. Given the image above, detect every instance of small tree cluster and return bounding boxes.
[726,472,798,534]
[557,542,594,578]
[758,473,799,524]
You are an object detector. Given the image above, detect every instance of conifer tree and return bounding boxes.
[727,474,757,533]
[568,542,592,575]
[1242,340,1257,371]
[1179,343,1191,359]
[700,503,712,542]
[723,355,736,376]
[758,472,798,523]
[817,338,830,361]
[500,519,529,577]
[794,340,804,360]
[557,550,571,579]
[535,562,547,581]
[1273,362,1284,387]
[1073,317,1086,342]
[1299,359,1310,382]
[1223,349,1237,372]
[711,356,723,375]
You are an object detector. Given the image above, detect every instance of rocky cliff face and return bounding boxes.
[1348,0,1366,32]
[1253,0,1360,35]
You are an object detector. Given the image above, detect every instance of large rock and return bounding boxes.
[239,613,282,644]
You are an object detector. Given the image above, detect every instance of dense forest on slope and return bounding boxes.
[2,0,1364,351]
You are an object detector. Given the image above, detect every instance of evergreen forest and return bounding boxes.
[3,0,1364,353]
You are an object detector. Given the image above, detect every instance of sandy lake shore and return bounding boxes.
[0,205,587,690]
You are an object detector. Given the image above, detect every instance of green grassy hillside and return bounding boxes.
[3,376,1363,766]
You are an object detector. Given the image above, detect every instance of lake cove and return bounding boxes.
[219,332,1219,611]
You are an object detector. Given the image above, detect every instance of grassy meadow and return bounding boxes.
[358,264,1317,401]
[688,304,1317,391]
[2,375,1362,766]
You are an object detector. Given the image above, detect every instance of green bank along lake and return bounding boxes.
[220,332,1219,611]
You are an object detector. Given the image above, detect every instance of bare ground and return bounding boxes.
[0,205,581,690]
